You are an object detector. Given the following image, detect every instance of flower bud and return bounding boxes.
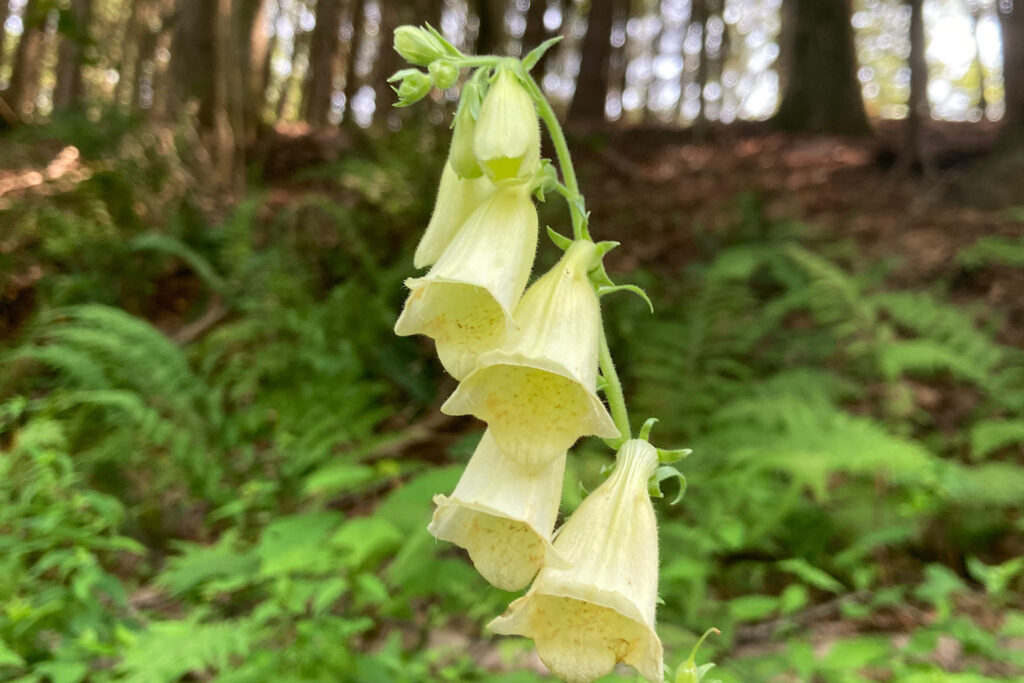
[441,240,618,470]
[473,67,541,183]
[395,185,538,380]
[389,68,431,106]
[448,83,484,179]
[428,430,570,591]
[393,25,446,66]
[429,60,460,90]
[414,162,493,269]
[489,439,664,683]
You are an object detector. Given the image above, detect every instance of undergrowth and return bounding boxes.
[1,126,1022,682]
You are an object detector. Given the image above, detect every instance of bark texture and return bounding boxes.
[773,0,870,134]
[54,0,94,111]
[568,0,617,123]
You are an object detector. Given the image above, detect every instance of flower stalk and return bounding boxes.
[389,26,707,683]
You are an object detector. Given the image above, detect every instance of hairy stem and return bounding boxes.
[522,72,590,241]
[599,323,631,443]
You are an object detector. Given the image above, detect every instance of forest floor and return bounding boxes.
[573,120,1023,342]
[2,120,1023,679]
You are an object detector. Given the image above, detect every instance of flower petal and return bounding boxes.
[428,430,569,590]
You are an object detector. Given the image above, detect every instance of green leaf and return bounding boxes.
[257,511,343,577]
[818,636,890,670]
[522,36,563,71]
[0,640,24,668]
[332,517,403,570]
[303,462,377,496]
[728,594,779,622]
[777,558,844,593]
[597,283,654,313]
[969,419,1024,461]
[650,465,687,504]
[546,226,573,250]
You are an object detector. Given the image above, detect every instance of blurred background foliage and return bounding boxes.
[2,0,1024,682]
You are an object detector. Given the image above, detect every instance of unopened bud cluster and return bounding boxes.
[387,26,698,683]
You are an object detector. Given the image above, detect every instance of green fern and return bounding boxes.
[969,419,1024,461]
[118,617,259,683]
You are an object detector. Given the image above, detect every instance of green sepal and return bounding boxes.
[674,628,721,683]
[546,226,573,251]
[522,36,563,71]
[595,240,620,256]
[595,374,609,392]
[639,417,658,441]
[423,23,462,58]
[658,447,693,464]
[649,465,686,505]
[532,159,558,202]
[387,67,422,83]
[597,283,654,313]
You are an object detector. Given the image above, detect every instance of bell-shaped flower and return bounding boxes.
[428,430,570,591]
[473,67,541,183]
[441,240,618,470]
[413,162,493,269]
[488,439,664,683]
[447,81,485,179]
[395,184,538,380]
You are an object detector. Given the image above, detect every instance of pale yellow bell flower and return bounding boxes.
[440,240,618,469]
[473,67,541,183]
[413,162,494,269]
[488,439,664,683]
[428,429,570,591]
[395,184,538,380]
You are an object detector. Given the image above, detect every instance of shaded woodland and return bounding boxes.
[2,1,1024,682]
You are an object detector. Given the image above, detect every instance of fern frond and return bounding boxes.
[969,419,1024,461]
[118,617,259,683]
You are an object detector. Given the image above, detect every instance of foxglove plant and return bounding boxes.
[389,25,717,683]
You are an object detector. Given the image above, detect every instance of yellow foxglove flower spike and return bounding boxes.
[395,185,538,380]
[488,439,664,683]
[413,162,493,269]
[428,430,570,591]
[473,67,541,183]
[441,240,619,470]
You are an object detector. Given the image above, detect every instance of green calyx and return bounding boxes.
[388,69,431,107]
[674,628,721,683]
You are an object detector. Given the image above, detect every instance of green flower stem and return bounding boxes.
[522,72,590,242]
[599,322,631,443]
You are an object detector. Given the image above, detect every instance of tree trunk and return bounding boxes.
[212,0,244,186]
[54,0,93,111]
[147,0,176,116]
[114,0,145,108]
[0,0,12,72]
[523,0,552,71]
[998,1,1024,138]
[305,0,344,127]
[170,0,217,126]
[474,0,506,56]
[902,0,928,169]
[5,0,47,120]
[247,0,273,129]
[372,0,402,124]
[970,9,987,118]
[773,0,870,134]
[276,21,311,120]
[568,0,616,123]
[341,0,365,124]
